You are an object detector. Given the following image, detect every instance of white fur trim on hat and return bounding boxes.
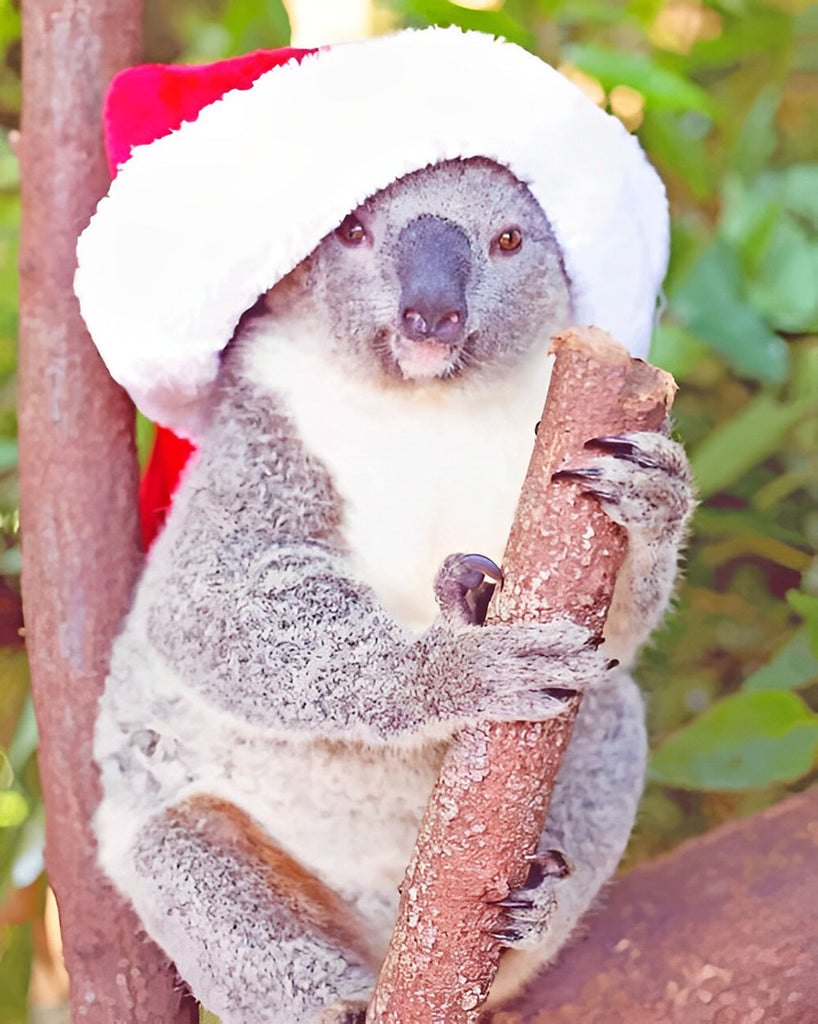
[75,27,669,438]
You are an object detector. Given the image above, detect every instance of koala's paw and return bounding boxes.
[315,999,368,1024]
[490,849,572,949]
[467,617,612,723]
[434,552,503,626]
[554,432,694,541]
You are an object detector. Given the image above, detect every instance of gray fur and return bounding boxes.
[94,156,694,1023]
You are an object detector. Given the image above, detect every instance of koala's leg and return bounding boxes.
[486,671,647,1006]
[128,794,377,1024]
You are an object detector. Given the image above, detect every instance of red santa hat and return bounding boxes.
[75,27,669,447]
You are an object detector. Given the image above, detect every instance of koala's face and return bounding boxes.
[263,157,573,385]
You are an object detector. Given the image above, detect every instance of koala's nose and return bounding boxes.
[401,307,465,344]
[397,215,471,345]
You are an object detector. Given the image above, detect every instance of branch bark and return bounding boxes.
[18,2,197,1020]
[367,327,676,1023]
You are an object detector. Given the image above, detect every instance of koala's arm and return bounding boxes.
[143,376,605,744]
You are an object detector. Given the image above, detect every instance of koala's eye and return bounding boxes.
[336,214,368,247]
[495,227,523,254]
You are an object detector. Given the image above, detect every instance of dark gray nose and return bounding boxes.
[396,216,471,345]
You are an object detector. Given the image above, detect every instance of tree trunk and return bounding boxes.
[18,2,197,1019]
[368,328,676,1022]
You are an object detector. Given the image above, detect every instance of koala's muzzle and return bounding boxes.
[396,216,471,345]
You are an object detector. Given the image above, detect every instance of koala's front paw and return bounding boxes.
[491,849,572,949]
[465,617,611,724]
[554,431,695,663]
[434,552,504,626]
[554,431,693,540]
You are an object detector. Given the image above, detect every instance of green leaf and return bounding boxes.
[743,628,818,693]
[748,218,818,333]
[650,322,709,378]
[787,591,818,656]
[385,0,535,49]
[649,691,818,790]
[0,790,27,828]
[688,393,810,498]
[8,696,37,774]
[728,84,781,180]
[670,240,789,383]
[563,43,717,113]
[781,164,818,228]
[0,748,11,789]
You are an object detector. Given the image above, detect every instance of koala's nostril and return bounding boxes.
[432,311,463,344]
[402,308,430,341]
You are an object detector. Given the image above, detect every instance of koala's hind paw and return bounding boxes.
[434,552,503,626]
[315,999,368,1024]
[554,432,693,540]
[490,849,572,949]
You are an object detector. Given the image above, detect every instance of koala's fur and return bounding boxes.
[94,157,693,1022]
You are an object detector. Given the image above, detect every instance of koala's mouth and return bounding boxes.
[389,333,476,381]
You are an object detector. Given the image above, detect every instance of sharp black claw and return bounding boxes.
[539,687,579,702]
[584,435,637,457]
[551,466,604,483]
[492,896,535,909]
[458,553,504,588]
[523,849,572,881]
[607,658,620,670]
[585,634,605,648]
[490,927,523,945]
[584,435,660,469]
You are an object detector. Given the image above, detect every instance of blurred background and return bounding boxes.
[0,0,816,1020]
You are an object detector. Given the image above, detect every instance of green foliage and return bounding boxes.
[648,690,818,790]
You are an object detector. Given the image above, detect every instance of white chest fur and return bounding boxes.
[246,332,554,631]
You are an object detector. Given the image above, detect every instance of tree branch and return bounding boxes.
[367,327,676,1023]
[18,2,197,1019]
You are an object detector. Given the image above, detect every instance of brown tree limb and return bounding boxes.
[18,2,197,1020]
[501,787,818,1024]
[367,327,676,1023]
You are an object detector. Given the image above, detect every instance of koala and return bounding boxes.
[93,156,693,1022]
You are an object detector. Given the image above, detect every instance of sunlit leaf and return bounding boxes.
[563,42,716,112]
[649,691,818,790]
[0,790,27,828]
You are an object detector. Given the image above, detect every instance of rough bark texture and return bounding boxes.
[367,328,676,1023]
[496,787,818,1024]
[18,2,197,1020]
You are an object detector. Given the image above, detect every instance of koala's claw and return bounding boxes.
[522,848,572,884]
[554,431,693,540]
[434,552,503,626]
[490,849,572,949]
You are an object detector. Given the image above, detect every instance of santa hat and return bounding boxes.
[75,27,668,443]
